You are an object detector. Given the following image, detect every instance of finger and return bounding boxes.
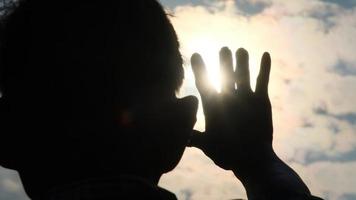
[187,130,206,149]
[219,47,235,93]
[255,52,271,97]
[235,48,251,92]
[191,53,213,97]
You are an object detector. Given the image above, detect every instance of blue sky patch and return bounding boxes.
[159,0,270,15]
[321,0,356,9]
[159,0,211,9]
[314,105,356,125]
[331,60,356,76]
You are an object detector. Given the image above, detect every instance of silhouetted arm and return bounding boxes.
[189,47,320,199]
[232,150,312,199]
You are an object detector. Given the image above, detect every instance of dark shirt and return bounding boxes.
[46,175,323,200]
[47,176,177,200]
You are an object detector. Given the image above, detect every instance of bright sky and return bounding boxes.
[1,0,356,200]
[157,1,356,200]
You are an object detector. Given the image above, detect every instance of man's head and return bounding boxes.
[0,0,197,194]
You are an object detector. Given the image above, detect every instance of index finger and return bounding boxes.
[191,53,214,98]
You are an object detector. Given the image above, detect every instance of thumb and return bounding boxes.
[177,95,199,127]
[177,96,206,149]
[187,130,206,149]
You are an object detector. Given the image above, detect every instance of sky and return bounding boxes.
[1,0,356,199]
[157,0,356,199]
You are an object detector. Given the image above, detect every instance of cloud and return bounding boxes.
[159,0,356,199]
[314,104,356,125]
[0,167,29,200]
[160,148,246,200]
[290,161,356,199]
[339,193,356,200]
[321,0,356,9]
[305,149,356,163]
[1,0,356,199]
[0,0,19,19]
[158,0,213,9]
[233,0,272,15]
[332,60,356,76]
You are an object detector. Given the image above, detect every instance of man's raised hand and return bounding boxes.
[189,47,273,178]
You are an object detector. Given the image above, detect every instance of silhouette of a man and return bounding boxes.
[0,0,322,199]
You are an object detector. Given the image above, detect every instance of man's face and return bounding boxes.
[117,93,198,177]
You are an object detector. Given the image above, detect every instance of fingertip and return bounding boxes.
[178,95,199,126]
[261,52,271,73]
[192,52,201,58]
[191,53,203,66]
[221,46,229,50]
[262,52,271,63]
[191,95,199,108]
[191,53,206,78]
[183,95,199,112]
[236,48,249,68]
[220,47,233,61]
[187,130,205,148]
[263,51,270,57]
[220,46,231,54]
[236,48,249,58]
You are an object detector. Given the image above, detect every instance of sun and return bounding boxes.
[199,50,222,92]
[185,36,260,93]
[189,38,222,92]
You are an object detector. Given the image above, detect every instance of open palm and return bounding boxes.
[189,47,273,177]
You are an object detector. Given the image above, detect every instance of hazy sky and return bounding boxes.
[158,0,356,200]
[1,0,356,200]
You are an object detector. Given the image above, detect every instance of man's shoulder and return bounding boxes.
[48,175,177,200]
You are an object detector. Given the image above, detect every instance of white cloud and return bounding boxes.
[160,148,246,200]
[160,1,356,199]
[1,0,356,199]
[291,161,356,199]
[0,167,29,200]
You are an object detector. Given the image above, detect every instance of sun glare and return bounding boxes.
[187,37,260,93]
[200,51,222,93]
[182,34,269,133]
[189,38,222,92]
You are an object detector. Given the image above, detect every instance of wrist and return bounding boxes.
[233,147,311,199]
[234,149,278,199]
[232,143,276,180]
